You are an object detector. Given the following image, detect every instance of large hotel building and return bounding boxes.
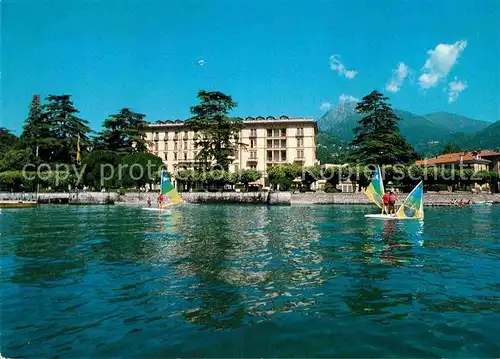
[145,116,317,180]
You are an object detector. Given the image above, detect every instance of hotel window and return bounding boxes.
[273,129,280,137]
[297,150,304,158]
[183,131,188,140]
[267,129,273,137]
[184,152,188,160]
[297,138,304,147]
[174,142,178,150]
[281,150,286,162]
[281,128,286,137]
[250,129,257,137]
[184,140,188,150]
[273,150,280,161]
[154,132,159,140]
[267,140,272,148]
[154,143,159,151]
[267,150,273,161]
[174,152,178,161]
[250,139,256,148]
[281,139,286,148]
[164,152,168,160]
[250,151,257,159]
[164,133,169,141]
[273,139,280,148]
[297,128,304,136]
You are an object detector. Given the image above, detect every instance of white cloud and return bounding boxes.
[385,62,410,93]
[339,94,359,103]
[320,102,333,111]
[330,55,358,79]
[418,40,467,89]
[197,59,206,66]
[447,77,467,103]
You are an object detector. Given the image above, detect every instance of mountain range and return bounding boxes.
[317,102,499,155]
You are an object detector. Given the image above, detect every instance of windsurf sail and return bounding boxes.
[160,169,183,206]
[395,181,424,219]
[364,166,385,208]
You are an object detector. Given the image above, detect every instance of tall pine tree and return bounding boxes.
[42,95,91,163]
[349,90,418,165]
[187,90,242,170]
[96,108,148,153]
[21,94,47,157]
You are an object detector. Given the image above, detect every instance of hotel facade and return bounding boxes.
[145,116,317,180]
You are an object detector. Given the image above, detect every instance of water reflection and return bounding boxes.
[1,205,499,358]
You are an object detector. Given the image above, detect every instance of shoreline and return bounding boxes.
[1,191,499,206]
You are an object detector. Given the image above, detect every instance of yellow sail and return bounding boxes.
[160,169,183,206]
[364,166,385,209]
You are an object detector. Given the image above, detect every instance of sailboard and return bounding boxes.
[142,169,183,211]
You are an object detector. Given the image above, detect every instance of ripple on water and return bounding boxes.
[0,204,499,358]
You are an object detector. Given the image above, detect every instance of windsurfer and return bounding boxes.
[388,191,398,215]
[158,193,164,206]
[382,192,390,215]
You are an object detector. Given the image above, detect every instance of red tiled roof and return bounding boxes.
[416,150,500,165]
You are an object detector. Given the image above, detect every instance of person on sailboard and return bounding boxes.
[388,191,398,214]
[382,192,390,215]
[158,193,164,206]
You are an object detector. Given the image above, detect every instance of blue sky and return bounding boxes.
[2,0,499,134]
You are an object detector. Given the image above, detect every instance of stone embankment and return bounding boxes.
[291,192,500,205]
[1,191,499,206]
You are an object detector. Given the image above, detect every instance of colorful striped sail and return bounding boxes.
[364,166,385,208]
[395,181,424,219]
[160,169,183,206]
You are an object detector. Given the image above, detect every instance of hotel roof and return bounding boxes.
[147,116,317,128]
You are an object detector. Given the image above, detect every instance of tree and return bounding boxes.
[0,128,21,154]
[349,90,418,165]
[97,108,148,153]
[440,143,462,155]
[186,90,243,171]
[81,150,122,189]
[267,164,302,191]
[42,95,91,163]
[236,169,262,190]
[20,94,46,156]
[120,152,163,189]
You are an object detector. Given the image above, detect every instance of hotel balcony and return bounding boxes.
[153,136,159,141]
[173,135,179,141]
[294,157,306,163]
[249,132,257,138]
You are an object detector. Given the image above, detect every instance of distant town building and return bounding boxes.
[416,150,500,192]
[416,150,500,173]
[144,116,317,180]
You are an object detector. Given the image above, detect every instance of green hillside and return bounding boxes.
[448,121,500,150]
[317,104,492,155]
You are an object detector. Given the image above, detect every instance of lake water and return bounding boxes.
[1,204,499,358]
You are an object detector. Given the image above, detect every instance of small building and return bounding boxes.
[416,150,500,192]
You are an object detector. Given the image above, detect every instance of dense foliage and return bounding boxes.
[186,91,243,170]
[349,91,418,165]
